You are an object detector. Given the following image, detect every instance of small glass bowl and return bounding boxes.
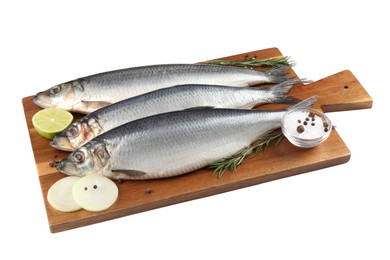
[281,107,332,148]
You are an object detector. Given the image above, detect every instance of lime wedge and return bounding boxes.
[32,108,73,139]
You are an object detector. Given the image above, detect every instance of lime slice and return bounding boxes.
[32,108,73,139]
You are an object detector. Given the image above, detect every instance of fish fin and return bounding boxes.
[184,106,215,110]
[264,78,310,104]
[266,78,309,93]
[111,169,147,178]
[265,66,291,83]
[286,96,317,110]
[272,96,301,104]
[81,100,112,110]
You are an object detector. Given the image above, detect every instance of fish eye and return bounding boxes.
[49,86,61,95]
[73,151,85,164]
[67,125,79,137]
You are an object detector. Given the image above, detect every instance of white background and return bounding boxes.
[1,0,389,259]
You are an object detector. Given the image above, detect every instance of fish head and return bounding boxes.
[56,141,110,177]
[50,117,103,152]
[33,81,84,111]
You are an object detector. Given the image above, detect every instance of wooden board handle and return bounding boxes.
[289,70,373,112]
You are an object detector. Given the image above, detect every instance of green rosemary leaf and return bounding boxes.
[276,134,284,145]
[209,130,284,178]
[206,56,291,68]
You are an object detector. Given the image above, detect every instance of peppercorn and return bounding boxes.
[297,125,305,133]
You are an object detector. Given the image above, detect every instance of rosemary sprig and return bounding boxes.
[206,56,291,67]
[209,130,284,178]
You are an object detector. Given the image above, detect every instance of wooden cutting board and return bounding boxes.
[22,47,372,233]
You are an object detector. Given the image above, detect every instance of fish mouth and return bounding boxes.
[33,92,52,108]
[55,159,79,176]
[50,135,75,152]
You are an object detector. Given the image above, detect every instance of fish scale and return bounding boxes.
[50,79,302,151]
[56,96,317,180]
[83,64,288,99]
[33,64,290,113]
[107,109,278,179]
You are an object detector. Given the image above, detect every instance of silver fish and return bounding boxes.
[55,96,316,180]
[33,64,290,113]
[50,78,303,152]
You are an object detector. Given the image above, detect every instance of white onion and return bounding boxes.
[47,176,82,212]
[72,175,118,212]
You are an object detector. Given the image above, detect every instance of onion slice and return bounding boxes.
[72,175,118,212]
[47,176,82,212]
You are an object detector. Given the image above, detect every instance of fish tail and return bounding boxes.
[265,66,291,83]
[266,78,310,104]
[286,95,317,110]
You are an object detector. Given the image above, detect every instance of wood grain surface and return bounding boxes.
[22,47,372,233]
